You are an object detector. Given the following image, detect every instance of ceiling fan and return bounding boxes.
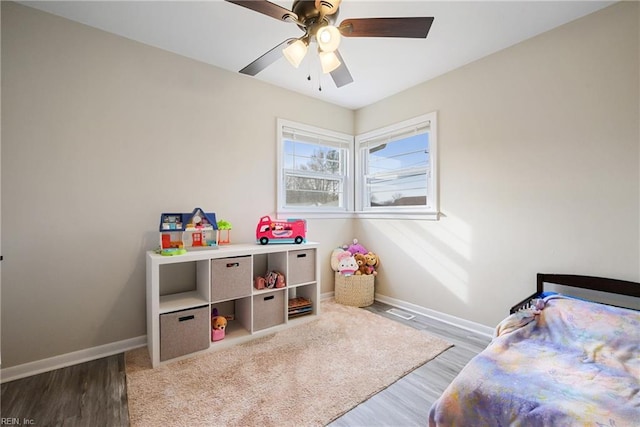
[225,0,434,88]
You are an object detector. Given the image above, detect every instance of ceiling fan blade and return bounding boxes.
[339,17,434,38]
[330,50,353,88]
[240,38,296,76]
[225,0,297,22]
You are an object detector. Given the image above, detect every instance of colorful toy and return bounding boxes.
[255,271,286,289]
[354,253,369,275]
[256,215,306,245]
[254,276,266,290]
[337,252,358,276]
[211,308,227,342]
[265,271,286,288]
[159,208,219,250]
[365,252,380,276]
[217,220,232,245]
[330,247,351,271]
[160,248,187,256]
[346,239,368,256]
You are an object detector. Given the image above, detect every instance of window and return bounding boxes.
[277,119,352,215]
[277,113,438,219]
[355,113,437,218]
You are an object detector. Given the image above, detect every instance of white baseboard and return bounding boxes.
[0,335,147,384]
[374,293,494,338]
[323,289,493,338]
[1,294,491,383]
[320,291,335,300]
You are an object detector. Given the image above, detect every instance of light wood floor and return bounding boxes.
[330,301,491,426]
[1,301,491,426]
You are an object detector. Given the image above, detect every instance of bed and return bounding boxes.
[428,273,640,426]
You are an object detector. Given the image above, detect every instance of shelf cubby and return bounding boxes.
[147,242,319,367]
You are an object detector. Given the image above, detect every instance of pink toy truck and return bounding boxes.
[256,216,306,245]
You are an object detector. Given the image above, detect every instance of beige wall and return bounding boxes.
[0,2,352,367]
[355,1,639,326]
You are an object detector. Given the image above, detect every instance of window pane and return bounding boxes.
[369,133,429,175]
[365,132,429,208]
[285,175,342,207]
[284,140,342,175]
[368,171,427,206]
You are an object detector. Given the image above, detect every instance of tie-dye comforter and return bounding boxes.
[429,295,640,426]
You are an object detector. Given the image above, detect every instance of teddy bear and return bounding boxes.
[364,252,380,276]
[211,308,227,342]
[354,253,369,275]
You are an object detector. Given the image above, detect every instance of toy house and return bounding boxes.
[159,208,219,250]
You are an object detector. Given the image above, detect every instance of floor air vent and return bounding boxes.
[386,308,415,320]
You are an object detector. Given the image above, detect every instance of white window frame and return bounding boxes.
[277,113,438,220]
[354,112,438,220]
[277,119,353,218]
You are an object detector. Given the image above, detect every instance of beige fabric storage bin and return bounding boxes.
[160,306,210,361]
[287,249,316,285]
[211,256,251,302]
[253,290,285,331]
[334,272,375,307]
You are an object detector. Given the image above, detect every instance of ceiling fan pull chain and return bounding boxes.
[314,60,322,91]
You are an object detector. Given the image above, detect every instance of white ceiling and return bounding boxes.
[20,1,615,110]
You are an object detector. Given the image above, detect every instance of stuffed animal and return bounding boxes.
[354,253,369,275]
[330,247,351,271]
[211,308,227,342]
[337,252,358,276]
[346,238,368,256]
[212,315,227,330]
[364,252,380,276]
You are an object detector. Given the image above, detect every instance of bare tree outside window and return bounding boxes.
[284,141,346,208]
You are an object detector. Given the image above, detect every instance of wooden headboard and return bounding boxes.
[511,273,640,314]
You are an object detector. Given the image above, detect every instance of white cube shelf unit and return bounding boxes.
[146,242,320,367]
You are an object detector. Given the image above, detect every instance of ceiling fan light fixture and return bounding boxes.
[319,50,341,73]
[282,39,308,68]
[226,0,434,88]
[315,0,342,16]
[316,25,341,52]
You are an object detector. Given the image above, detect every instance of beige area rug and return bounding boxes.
[125,300,452,427]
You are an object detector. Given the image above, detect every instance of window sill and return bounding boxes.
[277,210,440,220]
[354,210,440,220]
[277,210,353,220]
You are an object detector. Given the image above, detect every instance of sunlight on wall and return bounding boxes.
[428,214,473,260]
[368,217,472,303]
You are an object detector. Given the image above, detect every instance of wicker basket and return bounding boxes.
[334,272,375,307]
